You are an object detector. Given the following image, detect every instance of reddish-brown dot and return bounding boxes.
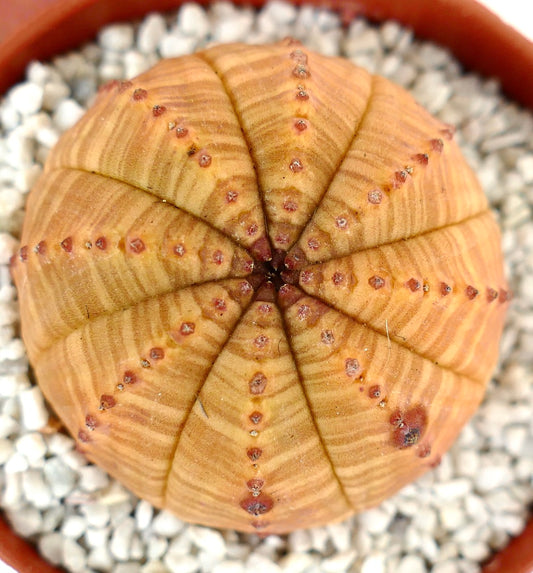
[95,236,107,250]
[368,385,381,399]
[345,358,360,377]
[369,275,385,290]
[199,153,212,167]
[247,478,264,496]
[78,430,91,443]
[418,443,432,458]
[283,200,298,212]
[393,170,408,188]
[391,405,428,449]
[307,237,320,251]
[34,241,46,255]
[85,415,97,431]
[212,250,224,265]
[152,104,166,116]
[247,223,258,236]
[499,289,511,303]
[296,86,309,100]
[118,80,133,93]
[406,278,421,292]
[249,411,263,425]
[294,118,308,131]
[299,270,314,284]
[19,246,28,262]
[289,158,303,173]
[466,285,479,300]
[128,238,145,254]
[290,49,308,64]
[99,395,116,410]
[240,494,273,516]
[132,88,148,101]
[258,304,273,314]
[440,282,452,296]
[276,233,290,245]
[321,330,335,345]
[212,298,226,312]
[176,126,188,138]
[247,447,262,461]
[226,190,238,203]
[486,287,498,302]
[173,243,186,257]
[335,216,348,229]
[249,372,267,395]
[123,371,137,384]
[150,347,165,360]
[240,281,253,295]
[180,322,195,335]
[292,65,310,79]
[441,125,455,139]
[413,153,429,165]
[430,138,444,152]
[332,272,344,286]
[60,237,73,253]
[254,335,269,349]
[368,189,383,204]
[296,304,310,321]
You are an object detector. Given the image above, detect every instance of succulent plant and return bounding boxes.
[11,39,509,534]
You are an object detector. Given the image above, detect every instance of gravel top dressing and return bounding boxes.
[0,2,532,573]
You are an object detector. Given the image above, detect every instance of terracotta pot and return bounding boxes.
[0,1,532,572]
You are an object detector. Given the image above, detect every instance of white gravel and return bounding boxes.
[1,2,532,573]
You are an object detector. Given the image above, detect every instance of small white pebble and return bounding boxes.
[360,553,386,573]
[245,553,282,573]
[52,98,85,132]
[0,438,14,464]
[396,554,426,573]
[164,552,201,573]
[15,432,47,464]
[177,3,210,38]
[110,516,136,561]
[0,233,18,265]
[135,499,154,531]
[138,13,168,53]
[7,505,43,536]
[212,561,246,573]
[79,464,110,492]
[18,386,49,430]
[189,525,226,558]
[88,545,114,571]
[8,82,44,116]
[38,532,64,565]
[321,549,357,572]
[99,24,135,52]
[152,510,185,537]
[22,469,54,509]
[85,525,110,548]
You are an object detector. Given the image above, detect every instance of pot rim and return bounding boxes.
[0,1,532,573]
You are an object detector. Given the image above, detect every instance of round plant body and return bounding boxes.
[11,39,510,534]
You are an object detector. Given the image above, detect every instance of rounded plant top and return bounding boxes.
[12,39,509,534]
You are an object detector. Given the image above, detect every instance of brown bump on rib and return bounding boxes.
[173,243,186,257]
[95,237,107,250]
[180,322,195,336]
[213,298,227,313]
[430,138,444,152]
[152,104,166,116]
[226,190,238,203]
[332,272,345,286]
[283,199,298,212]
[289,158,304,173]
[85,415,97,431]
[391,405,428,449]
[307,237,320,251]
[176,126,188,138]
[212,250,224,265]
[335,216,348,230]
[127,238,145,254]
[60,237,73,253]
[441,125,455,139]
[368,189,383,204]
[393,170,408,189]
[118,81,133,93]
[486,287,499,302]
[499,288,511,303]
[78,430,91,443]
[406,278,421,292]
[123,371,137,385]
[198,153,212,168]
[294,118,308,132]
[19,246,28,261]
[284,247,307,271]
[240,493,273,516]
[345,358,361,378]
[250,236,272,262]
[99,395,116,410]
[249,373,267,395]
[247,447,262,461]
[254,334,269,349]
[132,88,148,101]
[369,275,385,290]
[292,65,310,79]
[413,153,429,165]
[149,347,165,360]
[465,285,479,300]
[247,478,264,496]
[368,385,381,399]
[34,241,46,255]
[321,330,335,345]
[249,411,263,425]
[440,282,452,296]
